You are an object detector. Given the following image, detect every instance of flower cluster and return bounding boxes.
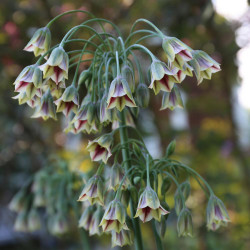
[11,12,228,249]
[9,160,76,235]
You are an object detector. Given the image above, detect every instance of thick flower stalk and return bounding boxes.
[12,11,228,249]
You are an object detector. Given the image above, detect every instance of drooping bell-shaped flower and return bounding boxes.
[48,214,69,235]
[87,133,113,163]
[112,108,135,130]
[206,195,230,231]
[99,199,129,233]
[177,208,193,237]
[78,206,94,231]
[32,89,57,120]
[44,78,65,98]
[24,27,51,57]
[111,229,133,247]
[134,186,169,223]
[189,50,221,84]
[89,206,103,236]
[66,101,99,134]
[149,60,178,95]
[54,85,79,117]
[9,189,27,213]
[78,175,104,205]
[14,212,28,232]
[160,85,184,111]
[39,46,69,85]
[107,76,136,111]
[109,163,129,191]
[27,209,41,232]
[99,93,118,124]
[14,65,43,99]
[162,36,192,64]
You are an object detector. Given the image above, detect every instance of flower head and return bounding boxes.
[78,175,104,205]
[14,212,28,232]
[162,36,192,64]
[100,199,129,233]
[87,133,113,163]
[189,50,221,84]
[32,89,57,120]
[54,85,79,117]
[206,195,230,231]
[39,47,69,85]
[89,207,103,236]
[24,27,51,57]
[66,101,98,134]
[14,65,42,99]
[78,206,94,231]
[160,85,184,111]
[111,229,133,247]
[107,76,136,111]
[9,189,27,213]
[27,209,41,232]
[134,186,169,223]
[149,60,178,95]
[48,214,69,235]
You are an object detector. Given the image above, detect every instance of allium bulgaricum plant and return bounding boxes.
[11,10,230,249]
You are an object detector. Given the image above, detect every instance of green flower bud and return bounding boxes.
[136,83,150,108]
[78,70,90,86]
[166,139,176,157]
[122,64,135,93]
[177,208,193,237]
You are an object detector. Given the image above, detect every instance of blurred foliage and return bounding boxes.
[0,0,250,250]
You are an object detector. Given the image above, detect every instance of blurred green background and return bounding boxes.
[0,0,250,249]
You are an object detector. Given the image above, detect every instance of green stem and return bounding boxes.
[126,44,156,60]
[119,111,144,250]
[130,18,164,37]
[152,220,163,250]
[146,154,150,187]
